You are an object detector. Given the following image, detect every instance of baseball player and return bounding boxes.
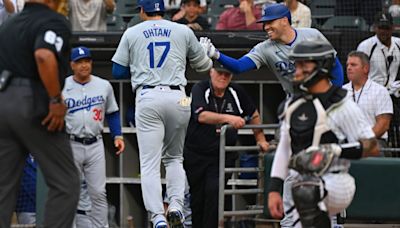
[200,3,344,94]
[111,0,212,226]
[267,39,379,228]
[63,46,125,228]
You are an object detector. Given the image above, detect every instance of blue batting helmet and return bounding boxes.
[136,0,165,13]
[257,3,291,24]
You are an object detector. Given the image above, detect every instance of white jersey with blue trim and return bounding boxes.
[112,19,208,90]
[245,28,333,94]
[62,75,119,138]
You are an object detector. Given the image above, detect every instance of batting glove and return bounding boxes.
[289,143,341,176]
[199,37,220,60]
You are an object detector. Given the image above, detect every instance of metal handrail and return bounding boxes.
[218,123,279,228]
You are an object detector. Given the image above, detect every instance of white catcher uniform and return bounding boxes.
[245,28,333,94]
[112,18,211,225]
[271,87,375,228]
[63,75,120,228]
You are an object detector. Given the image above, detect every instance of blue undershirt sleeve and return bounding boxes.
[330,57,344,87]
[112,62,131,79]
[218,54,257,74]
[105,111,122,139]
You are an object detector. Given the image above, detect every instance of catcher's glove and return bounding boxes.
[289,144,342,176]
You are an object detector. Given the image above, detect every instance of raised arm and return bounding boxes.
[199,37,257,74]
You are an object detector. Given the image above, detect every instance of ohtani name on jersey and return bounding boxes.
[65,95,105,114]
[143,28,171,38]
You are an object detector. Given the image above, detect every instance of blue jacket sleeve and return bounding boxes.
[112,62,131,79]
[105,111,122,139]
[218,54,257,74]
[330,57,344,87]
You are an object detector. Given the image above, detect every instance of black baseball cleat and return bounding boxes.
[167,209,184,228]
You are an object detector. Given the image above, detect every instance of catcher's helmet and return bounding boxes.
[289,39,336,90]
[257,3,291,24]
[137,0,165,13]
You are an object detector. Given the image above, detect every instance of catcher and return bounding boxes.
[267,39,379,228]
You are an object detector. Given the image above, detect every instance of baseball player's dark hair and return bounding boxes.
[145,11,165,17]
[347,51,370,66]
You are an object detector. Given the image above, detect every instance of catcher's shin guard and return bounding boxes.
[292,176,331,228]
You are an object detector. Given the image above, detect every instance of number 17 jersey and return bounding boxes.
[112,19,206,89]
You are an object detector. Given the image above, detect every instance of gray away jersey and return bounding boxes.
[112,19,210,90]
[245,28,333,94]
[62,75,119,137]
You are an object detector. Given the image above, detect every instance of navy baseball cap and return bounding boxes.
[213,62,232,74]
[136,0,165,13]
[71,46,92,62]
[257,3,291,24]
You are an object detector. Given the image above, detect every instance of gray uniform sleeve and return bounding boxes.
[105,82,119,114]
[245,42,268,69]
[112,32,130,67]
[186,29,212,72]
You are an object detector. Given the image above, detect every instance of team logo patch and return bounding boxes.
[225,103,234,113]
[275,60,295,77]
[298,113,308,121]
[178,97,191,107]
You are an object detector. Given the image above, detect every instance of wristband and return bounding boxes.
[49,95,62,104]
[114,135,124,140]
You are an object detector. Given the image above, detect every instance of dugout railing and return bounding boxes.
[218,123,279,228]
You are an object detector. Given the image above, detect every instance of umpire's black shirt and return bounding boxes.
[0,2,71,85]
[184,80,257,157]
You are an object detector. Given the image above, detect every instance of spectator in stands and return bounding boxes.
[343,51,393,149]
[174,0,210,31]
[15,155,36,225]
[0,0,16,25]
[165,0,207,21]
[216,0,263,30]
[285,0,311,28]
[357,12,400,89]
[389,0,400,18]
[183,62,269,227]
[68,0,115,31]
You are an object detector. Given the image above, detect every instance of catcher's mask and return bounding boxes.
[289,39,336,92]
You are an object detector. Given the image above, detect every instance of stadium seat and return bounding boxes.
[208,0,237,16]
[321,16,369,31]
[115,0,137,14]
[107,14,125,31]
[309,0,336,19]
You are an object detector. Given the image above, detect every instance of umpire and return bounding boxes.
[0,0,80,227]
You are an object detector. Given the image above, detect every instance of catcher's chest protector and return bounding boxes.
[286,97,339,155]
